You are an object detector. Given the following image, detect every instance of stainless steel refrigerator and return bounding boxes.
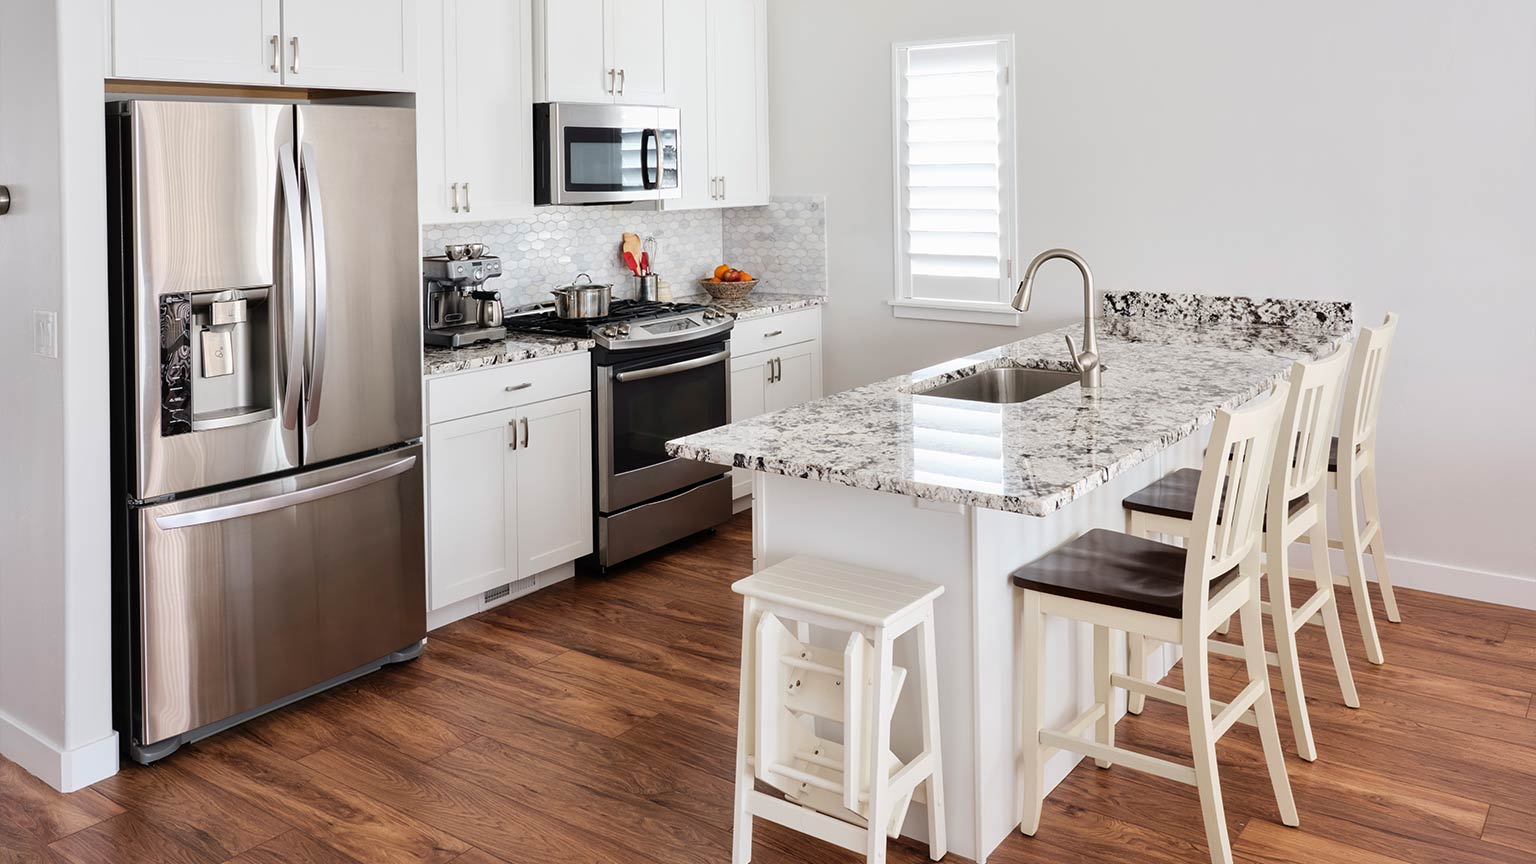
[107,100,425,763]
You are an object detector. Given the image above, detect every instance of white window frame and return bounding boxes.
[889,35,1019,325]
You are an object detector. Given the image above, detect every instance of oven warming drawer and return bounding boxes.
[595,474,732,567]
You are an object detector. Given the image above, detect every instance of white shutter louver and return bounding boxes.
[896,38,1013,307]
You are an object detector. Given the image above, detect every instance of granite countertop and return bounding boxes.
[423,333,594,377]
[665,297,1351,516]
[670,291,826,320]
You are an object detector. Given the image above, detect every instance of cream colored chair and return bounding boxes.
[1013,383,1297,864]
[730,557,946,864]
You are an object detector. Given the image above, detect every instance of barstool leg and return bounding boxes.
[1339,476,1386,665]
[1239,568,1299,829]
[1093,625,1114,768]
[1266,536,1316,762]
[1017,589,1046,836]
[1360,464,1401,623]
[1183,627,1232,864]
[917,612,947,860]
[1126,635,1147,715]
[1311,523,1360,708]
[865,628,896,864]
[732,598,758,864]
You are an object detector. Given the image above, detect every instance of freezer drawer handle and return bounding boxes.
[614,349,730,383]
[154,455,417,530]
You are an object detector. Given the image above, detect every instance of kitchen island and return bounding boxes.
[666,293,1351,862]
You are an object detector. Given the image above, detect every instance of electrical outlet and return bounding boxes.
[33,311,58,359]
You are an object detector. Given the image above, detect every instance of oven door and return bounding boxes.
[598,341,730,513]
[542,103,679,204]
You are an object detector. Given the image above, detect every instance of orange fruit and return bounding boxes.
[713,265,731,280]
[736,271,752,282]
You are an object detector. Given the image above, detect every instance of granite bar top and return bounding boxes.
[423,333,594,377]
[670,291,826,320]
[665,308,1349,516]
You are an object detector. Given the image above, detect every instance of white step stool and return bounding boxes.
[730,556,947,864]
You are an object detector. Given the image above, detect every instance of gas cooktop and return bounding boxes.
[505,299,733,351]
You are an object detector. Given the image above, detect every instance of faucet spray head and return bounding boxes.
[1011,277,1034,312]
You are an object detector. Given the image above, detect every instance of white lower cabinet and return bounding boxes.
[729,327,821,500]
[426,359,592,613]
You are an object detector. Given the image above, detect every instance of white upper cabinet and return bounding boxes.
[110,0,283,86]
[419,0,534,223]
[109,0,416,91]
[533,0,669,104]
[664,0,769,210]
[281,0,416,91]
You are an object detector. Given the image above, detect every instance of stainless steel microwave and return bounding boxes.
[534,103,681,205]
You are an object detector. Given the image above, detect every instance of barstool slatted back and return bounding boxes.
[1280,347,1352,508]
[1187,380,1292,619]
[1339,312,1398,475]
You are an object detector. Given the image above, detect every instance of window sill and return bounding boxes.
[888,299,1022,326]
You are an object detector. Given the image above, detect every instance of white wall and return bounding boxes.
[768,0,1536,604]
[0,0,117,790]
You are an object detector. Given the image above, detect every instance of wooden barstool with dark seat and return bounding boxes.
[1120,347,1360,761]
[1013,383,1298,864]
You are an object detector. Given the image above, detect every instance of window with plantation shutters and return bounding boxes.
[891,36,1018,323]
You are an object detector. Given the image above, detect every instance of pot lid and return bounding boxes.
[553,273,612,292]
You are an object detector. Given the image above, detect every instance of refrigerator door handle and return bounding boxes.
[277,143,307,431]
[300,142,329,426]
[154,454,417,530]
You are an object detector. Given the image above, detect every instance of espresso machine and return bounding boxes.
[423,253,507,347]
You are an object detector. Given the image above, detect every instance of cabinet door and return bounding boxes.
[660,0,713,210]
[766,342,818,412]
[610,0,668,104]
[515,394,594,578]
[710,0,767,205]
[427,408,519,610]
[536,0,612,102]
[729,352,771,499]
[444,0,533,221]
[415,0,453,223]
[111,0,282,85]
[283,0,417,91]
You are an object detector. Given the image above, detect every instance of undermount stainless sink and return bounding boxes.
[917,367,1080,404]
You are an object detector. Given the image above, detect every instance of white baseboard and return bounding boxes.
[1289,546,1535,611]
[0,711,117,792]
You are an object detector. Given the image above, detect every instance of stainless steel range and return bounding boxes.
[507,300,735,571]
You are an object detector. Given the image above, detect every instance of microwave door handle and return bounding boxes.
[154,455,417,530]
[300,142,328,426]
[640,128,657,190]
[613,349,730,383]
[277,143,307,431]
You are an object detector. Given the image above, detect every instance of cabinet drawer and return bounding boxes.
[428,352,591,424]
[731,308,820,357]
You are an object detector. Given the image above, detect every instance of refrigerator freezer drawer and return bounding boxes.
[135,446,426,748]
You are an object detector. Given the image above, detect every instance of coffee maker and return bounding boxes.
[423,254,507,348]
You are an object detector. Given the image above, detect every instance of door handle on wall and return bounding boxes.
[0,185,10,215]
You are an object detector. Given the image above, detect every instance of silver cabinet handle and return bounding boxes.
[764,329,783,338]
[156,455,417,530]
[618,68,626,95]
[289,36,300,75]
[521,416,530,448]
[608,68,616,93]
[276,144,307,431]
[508,419,518,450]
[0,185,10,216]
[463,181,470,212]
[300,143,330,426]
[504,382,532,393]
[451,182,460,213]
[270,35,280,73]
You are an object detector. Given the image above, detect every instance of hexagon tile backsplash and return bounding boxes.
[422,195,826,308]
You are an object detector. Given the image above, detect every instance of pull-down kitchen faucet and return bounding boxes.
[1011,248,1102,390]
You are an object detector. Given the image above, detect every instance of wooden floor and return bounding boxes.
[3,512,1534,864]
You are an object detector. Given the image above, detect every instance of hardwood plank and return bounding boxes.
[90,760,288,860]
[1482,806,1536,855]
[0,760,122,849]
[535,646,739,734]
[46,813,215,864]
[301,734,688,864]
[617,711,742,782]
[424,617,567,668]
[222,830,363,864]
[986,800,1213,864]
[447,850,510,864]
[173,732,468,864]
[1234,819,1411,864]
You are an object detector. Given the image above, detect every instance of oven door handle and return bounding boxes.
[614,349,730,383]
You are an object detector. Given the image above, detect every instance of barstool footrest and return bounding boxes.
[1039,730,1198,786]
[1211,680,1264,739]
[1110,672,1261,730]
